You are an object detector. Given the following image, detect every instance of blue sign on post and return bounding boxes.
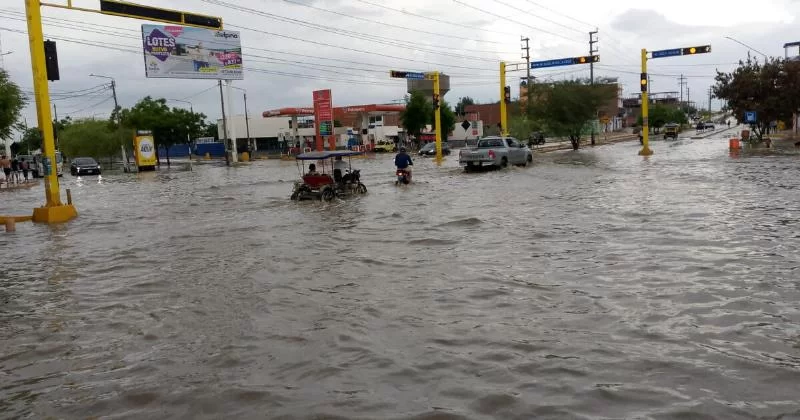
[390,70,425,79]
[651,48,682,58]
[744,111,757,124]
[531,58,576,69]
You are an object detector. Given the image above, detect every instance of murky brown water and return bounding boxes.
[2,136,800,419]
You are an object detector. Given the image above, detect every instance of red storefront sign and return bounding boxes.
[313,89,333,151]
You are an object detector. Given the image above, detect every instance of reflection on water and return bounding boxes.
[2,138,800,419]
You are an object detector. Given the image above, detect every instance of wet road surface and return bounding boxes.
[2,135,800,419]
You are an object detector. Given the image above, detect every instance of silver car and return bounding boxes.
[458,136,533,170]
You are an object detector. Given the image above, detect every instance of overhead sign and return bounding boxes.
[313,89,333,137]
[101,0,222,29]
[390,70,425,80]
[744,111,757,124]
[531,55,599,69]
[141,24,243,80]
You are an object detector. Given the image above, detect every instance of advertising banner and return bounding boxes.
[313,89,333,151]
[134,131,157,169]
[141,24,243,80]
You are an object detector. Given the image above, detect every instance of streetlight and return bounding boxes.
[724,36,769,59]
[167,98,193,113]
[90,73,128,171]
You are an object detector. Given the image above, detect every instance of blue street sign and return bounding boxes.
[531,58,575,69]
[390,70,425,79]
[744,111,757,124]
[651,48,682,58]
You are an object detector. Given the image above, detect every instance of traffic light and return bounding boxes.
[682,45,711,55]
[433,93,440,110]
[390,70,407,78]
[640,73,648,92]
[573,55,600,64]
[503,86,511,103]
[44,40,60,81]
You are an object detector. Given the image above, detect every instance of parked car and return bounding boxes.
[374,141,396,153]
[70,157,102,176]
[418,142,451,156]
[458,136,532,170]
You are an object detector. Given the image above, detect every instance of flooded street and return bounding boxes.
[2,136,800,419]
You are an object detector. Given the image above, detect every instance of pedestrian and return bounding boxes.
[20,158,29,182]
[727,120,731,129]
[0,155,8,187]
[10,157,19,184]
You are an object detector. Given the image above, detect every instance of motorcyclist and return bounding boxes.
[394,147,413,181]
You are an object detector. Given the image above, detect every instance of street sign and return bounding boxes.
[313,89,333,138]
[744,111,757,124]
[531,55,599,69]
[389,70,425,79]
[651,48,682,58]
[600,116,611,124]
[461,120,471,131]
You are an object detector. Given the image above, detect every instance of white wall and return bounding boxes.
[216,115,315,139]
[449,121,483,141]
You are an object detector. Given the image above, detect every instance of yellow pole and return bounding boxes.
[433,71,442,164]
[26,0,77,223]
[639,48,653,156]
[499,61,507,136]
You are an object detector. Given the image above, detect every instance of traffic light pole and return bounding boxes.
[639,48,653,156]
[499,61,507,136]
[25,0,77,223]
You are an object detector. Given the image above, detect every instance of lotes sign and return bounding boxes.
[141,24,243,80]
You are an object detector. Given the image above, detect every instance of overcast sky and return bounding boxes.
[1,0,799,137]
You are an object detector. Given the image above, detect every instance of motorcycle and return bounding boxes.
[334,169,367,197]
[395,168,411,185]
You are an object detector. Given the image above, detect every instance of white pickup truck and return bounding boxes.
[458,136,533,170]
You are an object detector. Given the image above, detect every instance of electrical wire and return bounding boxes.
[488,0,584,35]
[519,0,597,30]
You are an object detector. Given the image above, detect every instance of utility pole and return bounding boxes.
[708,86,713,114]
[243,92,252,155]
[589,30,598,145]
[678,74,687,114]
[218,80,229,166]
[521,36,531,115]
[52,103,58,150]
[687,86,691,116]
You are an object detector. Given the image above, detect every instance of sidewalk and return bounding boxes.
[533,131,637,153]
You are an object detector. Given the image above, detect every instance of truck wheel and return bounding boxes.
[527,154,533,163]
[500,157,508,168]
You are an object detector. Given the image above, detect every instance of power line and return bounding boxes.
[267,0,517,49]
[351,0,520,37]
[488,0,584,35]
[202,0,505,62]
[519,0,596,30]
[451,0,584,44]
[63,96,114,116]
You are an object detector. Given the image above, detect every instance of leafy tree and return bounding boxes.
[400,90,431,140]
[508,115,540,141]
[530,81,614,150]
[636,105,687,133]
[119,96,206,166]
[0,69,26,147]
[59,119,121,161]
[713,56,800,141]
[432,100,456,139]
[454,96,475,115]
[20,127,43,152]
[203,122,218,140]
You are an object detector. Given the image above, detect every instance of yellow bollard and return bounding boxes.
[5,218,16,232]
[241,152,250,162]
[204,152,211,160]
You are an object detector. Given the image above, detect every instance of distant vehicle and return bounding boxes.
[458,136,532,170]
[70,157,102,176]
[31,151,64,177]
[703,122,715,130]
[528,131,546,146]
[663,123,679,140]
[373,141,396,153]
[418,142,451,156]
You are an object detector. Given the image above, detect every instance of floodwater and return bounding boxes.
[2,135,800,419]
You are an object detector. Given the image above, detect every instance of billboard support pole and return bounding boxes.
[226,80,238,163]
[218,80,229,166]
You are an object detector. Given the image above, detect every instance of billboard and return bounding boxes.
[141,24,243,80]
[313,89,333,151]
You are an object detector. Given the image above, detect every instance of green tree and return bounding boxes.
[508,115,537,141]
[20,127,43,152]
[433,100,456,139]
[713,56,800,141]
[203,122,219,140]
[400,90,432,141]
[0,69,26,147]
[59,119,120,161]
[454,96,475,115]
[636,105,687,133]
[531,81,614,150]
[119,96,206,166]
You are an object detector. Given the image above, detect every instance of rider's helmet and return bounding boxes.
[399,147,406,153]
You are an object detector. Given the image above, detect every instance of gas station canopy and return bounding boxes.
[262,104,405,118]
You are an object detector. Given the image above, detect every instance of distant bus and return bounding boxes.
[30,151,64,177]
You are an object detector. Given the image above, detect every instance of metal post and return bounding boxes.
[590,30,598,145]
[25,0,77,223]
[433,71,442,164]
[218,80,229,165]
[639,48,653,156]
[522,36,531,115]
[499,61,507,136]
[243,92,252,153]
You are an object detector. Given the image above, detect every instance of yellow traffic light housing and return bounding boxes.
[503,86,511,103]
[640,73,648,92]
[681,45,711,55]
